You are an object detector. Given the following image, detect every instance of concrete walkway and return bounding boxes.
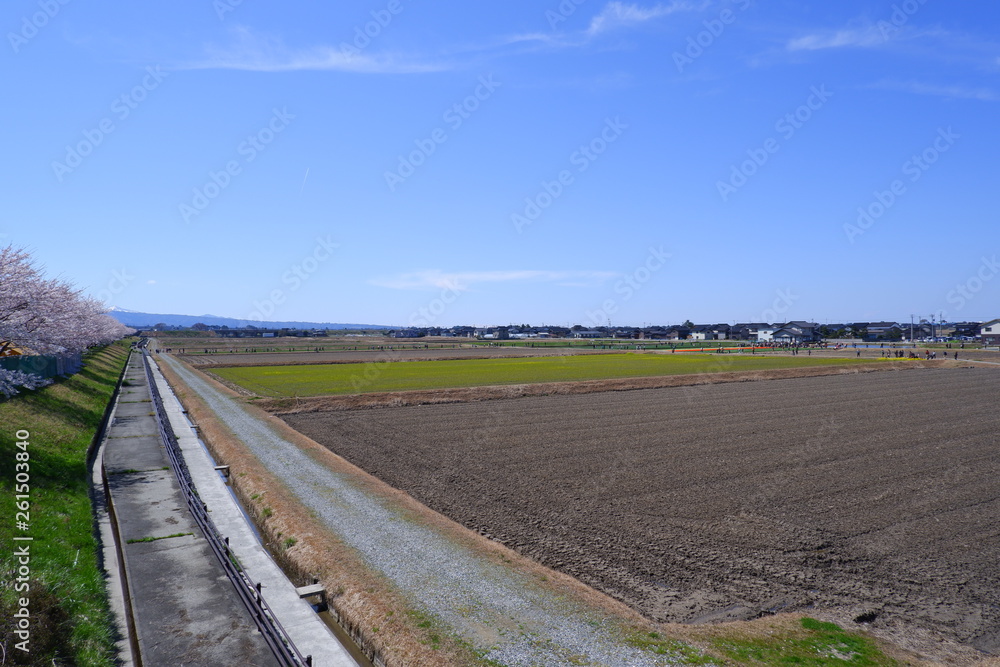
[102,352,279,666]
[145,355,360,667]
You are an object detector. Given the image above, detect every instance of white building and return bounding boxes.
[982,319,1000,345]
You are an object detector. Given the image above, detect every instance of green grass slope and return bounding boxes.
[1,342,130,666]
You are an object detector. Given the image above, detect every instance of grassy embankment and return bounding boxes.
[1,342,130,665]
[214,352,873,397]
[630,616,900,666]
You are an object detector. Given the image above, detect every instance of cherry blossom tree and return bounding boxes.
[0,368,52,397]
[1,245,134,396]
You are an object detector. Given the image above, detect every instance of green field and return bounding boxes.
[213,352,872,397]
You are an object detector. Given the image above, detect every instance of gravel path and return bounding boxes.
[161,355,692,666]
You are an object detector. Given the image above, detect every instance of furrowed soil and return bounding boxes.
[284,367,1000,661]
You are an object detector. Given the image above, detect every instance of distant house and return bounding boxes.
[476,327,510,340]
[953,322,982,339]
[818,324,848,339]
[664,327,691,341]
[755,325,778,342]
[866,321,904,341]
[690,324,730,340]
[896,322,921,341]
[760,322,820,343]
[784,321,821,342]
[982,319,1000,345]
[715,324,732,339]
[731,323,769,341]
[573,330,603,339]
[689,326,711,341]
[771,327,810,344]
[393,329,424,338]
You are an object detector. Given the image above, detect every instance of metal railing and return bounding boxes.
[140,349,312,667]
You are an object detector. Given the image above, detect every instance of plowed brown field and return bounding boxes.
[285,367,1000,657]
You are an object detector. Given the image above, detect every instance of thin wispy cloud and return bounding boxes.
[869,79,999,102]
[785,22,1000,73]
[372,270,617,291]
[587,1,704,36]
[787,26,886,52]
[500,32,564,47]
[181,26,447,73]
[500,1,704,50]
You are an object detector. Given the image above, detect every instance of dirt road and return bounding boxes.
[285,367,1000,658]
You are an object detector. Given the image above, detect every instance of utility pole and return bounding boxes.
[910,314,915,343]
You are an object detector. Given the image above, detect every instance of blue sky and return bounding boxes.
[3,1,998,327]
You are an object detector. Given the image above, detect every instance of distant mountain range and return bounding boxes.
[107,308,392,330]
